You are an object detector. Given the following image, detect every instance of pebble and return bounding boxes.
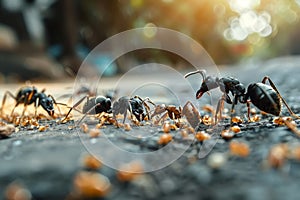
[207,152,227,169]
[12,140,22,146]
[186,164,211,184]
[131,175,160,199]
[160,178,176,194]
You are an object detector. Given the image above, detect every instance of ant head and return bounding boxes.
[196,76,220,99]
[130,97,146,121]
[184,70,218,99]
[40,96,54,116]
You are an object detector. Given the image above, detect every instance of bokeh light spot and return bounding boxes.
[143,23,157,38]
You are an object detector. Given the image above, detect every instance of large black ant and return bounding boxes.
[112,96,155,123]
[0,86,68,118]
[184,70,300,124]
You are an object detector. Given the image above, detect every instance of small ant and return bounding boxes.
[112,96,155,123]
[0,86,67,119]
[63,95,155,125]
[151,102,202,128]
[62,95,112,124]
[184,70,300,124]
[151,104,181,122]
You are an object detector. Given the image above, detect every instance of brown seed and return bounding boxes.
[250,115,260,122]
[291,146,300,160]
[116,161,144,182]
[83,154,102,170]
[250,108,257,115]
[89,129,101,138]
[124,123,131,131]
[207,152,227,169]
[13,117,20,126]
[80,123,89,133]
[231,126,241,133]
[162,122,171,133]
[21,119,30,127]
[5,181,32,200]
[169,124,178,131]
[0,124,15,137]
[38,126,47,132]
[95,124,102,129]
[202,115,212,125]
[267,144,288,168]
[273,117,285,125]
[73,171,111,198]
[221,129,235,139]
[229,141,250,157]
[108,118,116,124]
[231,116,243,124]
[187,126,195,134]
[181,130,189,138]
[30,119,39,126]
[158,133,173,145]
[195,131,211,141]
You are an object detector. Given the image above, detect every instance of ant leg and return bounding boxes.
[48,94,78,118]
[76,103,101,126]
[262,76,300,119]
[150,104,166,119]
[155,112,168,125]
[122,109,128,124]
[143,102,152,120]
[62,96,88,122]
[20,93,31,122]
[284,120,300,137]
[246,100,251,121]
[230,95,238,125]
[1,91,16,116]
[215,95,226,124]
[34,97,39,117]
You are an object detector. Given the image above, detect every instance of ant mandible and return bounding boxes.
[184,70,300,124]
[0,86,68,118]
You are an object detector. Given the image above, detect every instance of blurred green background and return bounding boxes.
[0,0,299,82]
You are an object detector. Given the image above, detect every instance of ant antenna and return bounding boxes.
[184,70,207,82]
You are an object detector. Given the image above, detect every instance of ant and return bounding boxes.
[151,102,202,128]
[184,70,300,124]
[62,95,112,124]
[151,104,181,122]
[0,86,68,119]
[112,96,155,123]
[63,95,155,125]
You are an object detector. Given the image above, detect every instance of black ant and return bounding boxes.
[112,96,155,123]
[62,95,112,124]
[0,86,68,119]
[62,95,154,125]
[184,70,300,124]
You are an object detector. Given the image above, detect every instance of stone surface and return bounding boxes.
[1,56,300,199]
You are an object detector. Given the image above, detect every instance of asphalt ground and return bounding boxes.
[1,56,300,200]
